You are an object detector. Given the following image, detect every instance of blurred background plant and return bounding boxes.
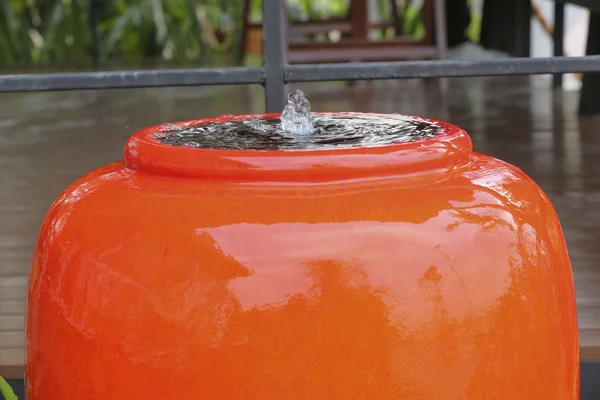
[0,0,243,69]
[2,0,478,70]
[0,0,333,69]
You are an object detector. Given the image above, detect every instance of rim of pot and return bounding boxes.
[123,112,473,182]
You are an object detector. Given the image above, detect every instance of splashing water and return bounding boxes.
[157,114,441,150]
[156,87,442,150]
[280,89,314,136]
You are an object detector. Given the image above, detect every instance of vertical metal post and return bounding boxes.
[433,0,447,61]
[433,0,448,95]
[263,0,287,113]
[89,0,100,69]
[553,2,565,89]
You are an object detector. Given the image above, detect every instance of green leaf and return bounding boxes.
[102,8,134,58]
[38,0,66,62]
[0,376,18,400]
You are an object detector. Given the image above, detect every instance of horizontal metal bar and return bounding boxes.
[284,56,600,82]
[3,56,600,94]
[0,67,266,93]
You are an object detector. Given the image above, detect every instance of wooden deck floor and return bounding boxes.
[1,76,600,377]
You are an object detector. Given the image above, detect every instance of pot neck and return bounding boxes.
[123,113,473,183]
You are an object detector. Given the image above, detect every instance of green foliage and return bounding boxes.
[403,4,425,39]
[0,0,481,67]
[466,12,481,43]
[0,0,376,67]
[0,0,242,67]
[2,0,100,66]
[0,376,18,400]
[403,1,481,43]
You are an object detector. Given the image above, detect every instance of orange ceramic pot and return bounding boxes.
[26,113,579,399]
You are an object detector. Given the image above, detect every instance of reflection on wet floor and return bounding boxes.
[1,75,599,376]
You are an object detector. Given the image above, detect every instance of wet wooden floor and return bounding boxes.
[1,76,600,377]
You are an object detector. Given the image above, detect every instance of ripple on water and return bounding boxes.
[156,114,442,151]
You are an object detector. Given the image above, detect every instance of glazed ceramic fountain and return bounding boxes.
[25,90,578,399]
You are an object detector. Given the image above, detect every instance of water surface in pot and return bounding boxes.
[155,89,442,151]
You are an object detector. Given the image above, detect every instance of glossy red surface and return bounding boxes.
[26,113,579,399]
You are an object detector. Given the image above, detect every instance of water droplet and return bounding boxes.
[280,89,314,136]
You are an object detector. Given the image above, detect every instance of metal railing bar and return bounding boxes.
[2,56,600,94]
[262,0,287,113]
[553,3,566,88]
[284,56,600,82]
[0,67,266,93]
